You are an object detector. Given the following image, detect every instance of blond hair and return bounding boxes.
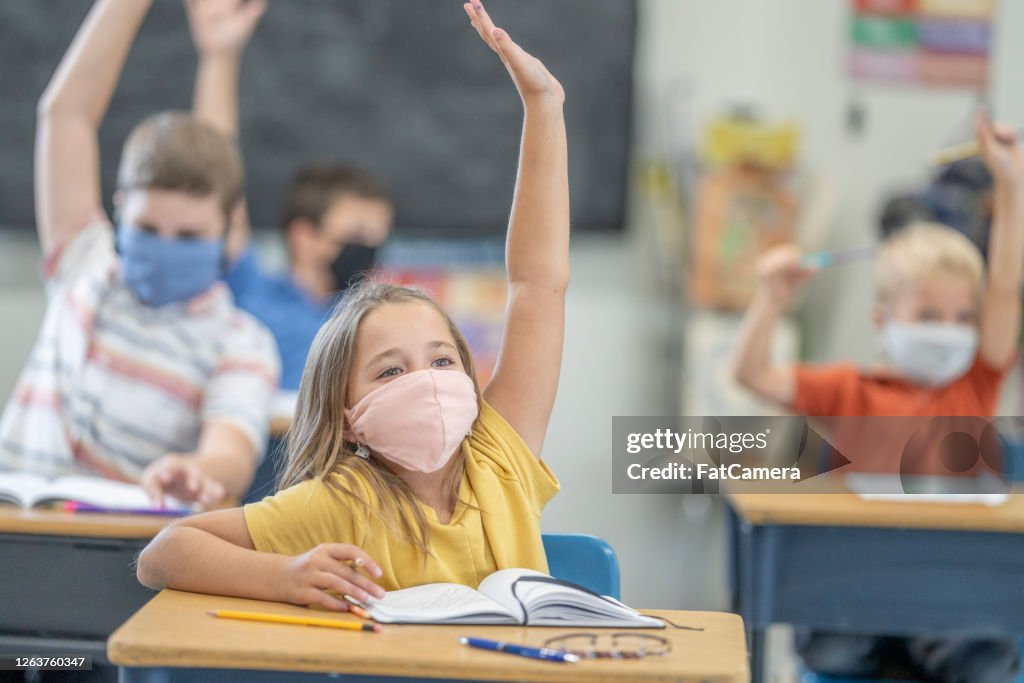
[278,281,479,555]
[876,222,984,303]
[117,112,243,217]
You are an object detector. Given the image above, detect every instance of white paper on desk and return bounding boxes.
[845,473,1010,506]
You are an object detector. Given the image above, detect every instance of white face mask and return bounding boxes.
[882,321,979,386]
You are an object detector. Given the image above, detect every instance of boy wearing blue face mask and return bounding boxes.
[732,111,1024,681]
[184,0,394,392]
[0,0,280,509]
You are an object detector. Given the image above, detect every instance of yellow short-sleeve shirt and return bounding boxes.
[243,401,560,592]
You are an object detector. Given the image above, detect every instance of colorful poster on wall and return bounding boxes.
[689,116,800,312]
[849,0,993,88]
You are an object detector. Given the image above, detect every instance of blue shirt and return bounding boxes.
[225,249,333,391]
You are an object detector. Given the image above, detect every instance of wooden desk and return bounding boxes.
[109,590,750,683]
[725,490,1024,683]
[728,489,1024,533]
[0,508,166,662]
[0,506,173,539]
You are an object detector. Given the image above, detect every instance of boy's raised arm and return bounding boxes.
[466,2,570,458]
[187,0,265,139]
[36,0,154,257]
[186,0,266,260]
[732,245,817,406]
[977,110,1024,369]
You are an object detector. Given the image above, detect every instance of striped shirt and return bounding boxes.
[0,219,281,482]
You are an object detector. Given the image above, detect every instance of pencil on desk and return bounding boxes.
[342,594,374,621]
[207,609,382,633]
[348,604,373,621]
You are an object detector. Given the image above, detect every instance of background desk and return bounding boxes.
[109,589,750,683]
[0,508,167,663]
[726,491,1024,683]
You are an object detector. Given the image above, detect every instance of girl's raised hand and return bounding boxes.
[279,543,386,611]
[464,1,564,106]
[184,0,267,58]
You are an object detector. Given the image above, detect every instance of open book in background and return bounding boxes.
[367,568,663,628]
[845,473,1010,506]
[0,472,186,513]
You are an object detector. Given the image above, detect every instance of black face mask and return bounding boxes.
[330,243,377,292]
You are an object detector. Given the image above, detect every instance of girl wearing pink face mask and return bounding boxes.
[137,1,569,610]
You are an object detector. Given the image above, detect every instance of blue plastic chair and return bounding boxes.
[542,532,621,600]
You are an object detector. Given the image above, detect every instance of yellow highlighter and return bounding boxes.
[207,609,382,633]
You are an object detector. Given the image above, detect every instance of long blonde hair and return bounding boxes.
[278,281,479,555]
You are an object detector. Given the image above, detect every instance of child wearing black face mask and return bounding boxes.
[186,0,394,393]
[330,242,380,293]
[220,167,394,391]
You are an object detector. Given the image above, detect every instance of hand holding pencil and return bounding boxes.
[278,543,386,612]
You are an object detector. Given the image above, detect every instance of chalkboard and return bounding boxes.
[0,0,636,234]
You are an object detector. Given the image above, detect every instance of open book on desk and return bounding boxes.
[366,568,663,628]
[0,472,186,513]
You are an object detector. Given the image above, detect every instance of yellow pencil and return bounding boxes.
[930,127,1023,166]
[930,140,983,167]
[207,609,382,633]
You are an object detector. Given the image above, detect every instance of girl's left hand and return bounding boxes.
[463,1,564,106]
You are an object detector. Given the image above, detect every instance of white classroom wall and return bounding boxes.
[633,0,1024,365]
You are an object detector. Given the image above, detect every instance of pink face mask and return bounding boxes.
[344,369,479,473]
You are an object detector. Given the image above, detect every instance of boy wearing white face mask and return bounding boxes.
[733,112,1024,682]
[735,111,1022,460]
[137,1,569,607]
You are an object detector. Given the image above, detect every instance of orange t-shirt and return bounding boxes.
[791,356,1010,475]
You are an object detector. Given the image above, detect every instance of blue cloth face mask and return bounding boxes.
[116,224,224,307]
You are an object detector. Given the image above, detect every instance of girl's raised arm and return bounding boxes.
[466,2,570,458]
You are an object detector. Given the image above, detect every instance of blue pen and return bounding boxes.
[458,637,580,664]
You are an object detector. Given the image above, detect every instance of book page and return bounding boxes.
[367,582,517,625]
[845,473,1009,506]
[479,568,664,628]
[524,583,663,627]
[0,472,47,507]
[477,568,548,623]
[35,476,156,509]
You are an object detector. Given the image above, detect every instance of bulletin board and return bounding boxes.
[849,0,994,88]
